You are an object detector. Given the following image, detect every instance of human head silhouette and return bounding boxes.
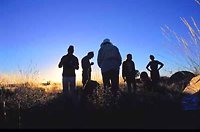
[140,71,149,81]
[127,54,132,60]
[101,38,112,47]
[88,51,94,59]
[68,45,74,55]
[150,55,155,61]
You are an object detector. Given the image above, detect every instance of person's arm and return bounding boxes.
[116,47,122,66]
[122,62,125,78]
[81,58,85,69]
[74,57,79,70]
[97,49,102,68]
[158,61,164,70]
[132,61,136,76]
[146,62,151,71]
[122,62,126,81]
[58,57,63,68]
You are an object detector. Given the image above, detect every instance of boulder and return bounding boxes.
[168,71,195,85]
[183,75,200,94]
[167,71,195,92]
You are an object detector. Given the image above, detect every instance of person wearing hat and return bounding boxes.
[81,51,94,87]
[58,45,79,96]
[97,38,122,95]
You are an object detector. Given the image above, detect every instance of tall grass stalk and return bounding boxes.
[18,101,21,129]
[161,0,200,75]
[1,86,7,121]
[17,62,40,87]
[3,101,6,120]
[195,0,200,5]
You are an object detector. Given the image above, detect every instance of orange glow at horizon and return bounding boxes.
[42,66,103,84]
[42,65,126,86]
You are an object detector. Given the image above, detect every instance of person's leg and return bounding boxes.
[150,71,156,87]
[126,77,132,93]
[102,71,111,89]
[62,77,69,95]
[132,77,136,93]
[88,71,91,81]
[82,71,88,87]
[155,71,160,84]
[69,76,79,105]
[110,69,119,94]
[69,76,76,91]
[151,70,160,89]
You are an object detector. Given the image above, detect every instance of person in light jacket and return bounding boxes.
[97,38,122,94]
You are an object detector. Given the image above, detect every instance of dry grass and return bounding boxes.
[1,74,198,129]
[161,0,200,75]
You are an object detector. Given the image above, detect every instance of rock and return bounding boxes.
[168,71,195,84]
[167,71,195,92]
[183,75,200,94]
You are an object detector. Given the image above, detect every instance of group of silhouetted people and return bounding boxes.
[58,38,164,98]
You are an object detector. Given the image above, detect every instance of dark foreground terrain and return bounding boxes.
[0,85,200,129]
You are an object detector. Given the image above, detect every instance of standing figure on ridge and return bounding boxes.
[122,54,137,94]
[146,55,164,85]
[58,45,79,96]
[97,38,122,95]
[81,51,94,87]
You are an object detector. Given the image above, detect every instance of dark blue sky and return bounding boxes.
[0,0,200,82]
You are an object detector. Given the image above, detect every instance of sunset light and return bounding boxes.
[0,0,200,129]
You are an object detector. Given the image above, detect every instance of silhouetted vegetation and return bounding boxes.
[0,77,200,129]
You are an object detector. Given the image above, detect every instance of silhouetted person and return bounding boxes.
[81,51,94,87]
[58,45,79,96]
[122,54,136,94]
[146,55,164,85]
[140,71,152,91]
[97,38,122,95]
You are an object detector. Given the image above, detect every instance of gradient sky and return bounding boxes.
[0,0,200,83]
